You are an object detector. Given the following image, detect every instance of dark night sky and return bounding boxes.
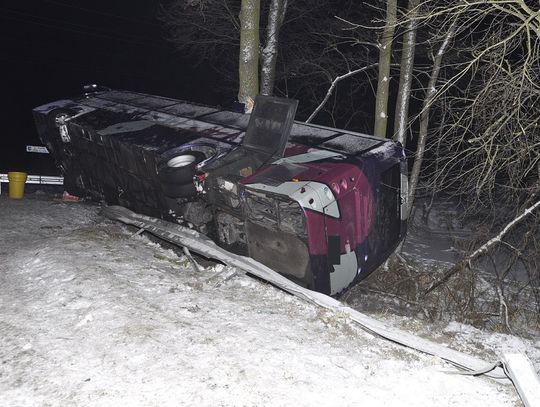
[1,0,220,175]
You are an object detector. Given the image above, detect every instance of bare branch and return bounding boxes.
[305,63,378,123]
[424,200,540,295]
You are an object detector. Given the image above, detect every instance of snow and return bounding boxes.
[320,134,381,155]
[441,322,540,371]
[162,103,218,118]
[203,111,250,129]
[289,123,338,139]
[0,192,524,406]
[502,353,540,407]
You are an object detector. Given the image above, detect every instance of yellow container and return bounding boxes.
[8,172,27,199]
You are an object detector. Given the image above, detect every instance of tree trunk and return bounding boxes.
[407,19,457,217]
[260,0,288,96]
[393,0,419,147]
[374,0,397,139]
[238,0,261,112]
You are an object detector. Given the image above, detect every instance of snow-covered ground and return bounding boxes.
[0,191,536,406]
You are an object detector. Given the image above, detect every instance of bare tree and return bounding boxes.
[159,0,375,120]
[407,18,457,216]
[159,0,240,66]
[305,63,378,123]
[238,0,261,111]
[260,0,288,96]
[418,0,540,207]
[383,0,540,330]
[159,0,271,108]
[374,0,397,138]
[393,0,419,147]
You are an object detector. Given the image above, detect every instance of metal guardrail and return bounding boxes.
[105,205,540,406]
[0,174,64,185]
[0,145,63,194]
[0,173,64,195]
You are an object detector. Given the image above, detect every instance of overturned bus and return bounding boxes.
[33,88,408,295]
